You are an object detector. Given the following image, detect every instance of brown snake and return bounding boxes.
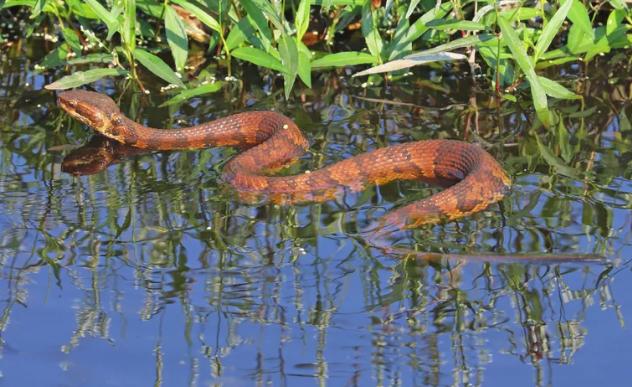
[58,90,512,234]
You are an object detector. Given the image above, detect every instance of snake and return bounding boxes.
[57,90,512,233]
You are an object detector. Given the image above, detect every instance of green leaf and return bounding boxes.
[405,0,421,19]
[61,28,82,54]
[225,18,249,51]
[311,52,377,69]
[39,44,69,69]
[497,16,550,127]
[30,0,43,18]
[606,9,626,35]
[497,7,540,21]
[584,34,612,61]
[165,5,189,72]
[171,0,221,32]
[278,34,299,99]
[136,0,164,18]
[2,0,37,8]
[295,0,310,40]
[84,0,119,39]
[568,0,594,40]
[297,41,312,88]
[67,0,99,19]
[353,52,467,77]
[534,0,573,61]
[361,1,383,60]
[254,0,284,31]
[160,81,224,106]
[67,53,114,65]
[424,34,490,55]
[232,46,284,71]
[607,0,628,9]
[134,48,185,87]
[44,68,128,90]
[369,34,489,75]
[404,2,452,43]
[535,55,578,69]
[565,22,594,54]
[426,19,486,31]
[122,0,136,51]
[538,76,581,100]
[384,15,412,60]
[241,0,273,50]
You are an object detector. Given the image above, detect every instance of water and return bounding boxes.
[1,40,631,386]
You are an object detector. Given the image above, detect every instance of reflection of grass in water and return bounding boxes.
[0,44,631,384]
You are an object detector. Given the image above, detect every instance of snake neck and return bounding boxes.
[102,112,293,151]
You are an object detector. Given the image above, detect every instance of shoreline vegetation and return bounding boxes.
[1,0,630,126]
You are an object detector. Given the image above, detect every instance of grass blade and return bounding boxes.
[415,34,489,56]
[538,76,581,100]
[160,81,224,106]
[278,34,298,99]
[84,0,119,39]
[122,0,136,52]
[240,0,273,49]
[171,0,221,32]
[312,52,376,69]
[134,48,185,87]
[165,5,189,72]
[295,0,310,40]
[297,41,312,87]
[534,0,573,61]
[405,0,421,19]
[232,47,283,71]
[404,2,452,43]
[44,68,128,90]
[361,1,383,60]
[61,27,82,54]
[426,19,486,31]
[67,53,114,65]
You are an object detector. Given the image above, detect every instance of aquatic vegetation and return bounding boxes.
[2,0,630,121]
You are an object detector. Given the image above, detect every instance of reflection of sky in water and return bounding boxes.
[1,56,632,386]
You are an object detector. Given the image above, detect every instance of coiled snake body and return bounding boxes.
[58,90,511,232]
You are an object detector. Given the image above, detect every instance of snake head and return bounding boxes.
[58,90,130,143]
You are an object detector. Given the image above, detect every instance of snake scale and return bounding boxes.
[58,90,511,232]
